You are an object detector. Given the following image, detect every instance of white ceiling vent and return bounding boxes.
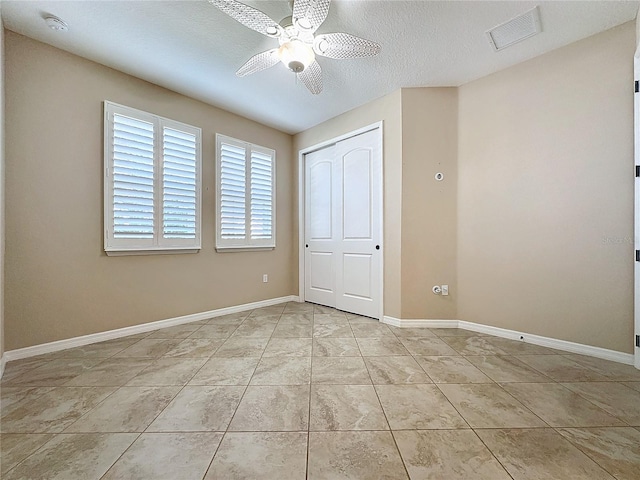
[486,6,542,52]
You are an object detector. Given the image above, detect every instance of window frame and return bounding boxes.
[215,134,276,251]
[104,101,202,256]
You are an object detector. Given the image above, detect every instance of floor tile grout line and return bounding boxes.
[220,307,277,435]
[469,427,517,480]
[200,431,227,480]
[550,424,634,480]
[97,431,145,480]
[448,379,553,430]
[0,429,66,478]
[360,352,411,479]
[202,430,230,480]
[55,384,130,435]
[305,313,315,480]
[548,382,635,428]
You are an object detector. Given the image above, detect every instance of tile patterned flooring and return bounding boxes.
[1,301,640,479]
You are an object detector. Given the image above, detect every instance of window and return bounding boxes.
[216,134,276,250]
[104,101,201,255]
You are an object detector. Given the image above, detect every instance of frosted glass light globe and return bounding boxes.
[278,40,315,73]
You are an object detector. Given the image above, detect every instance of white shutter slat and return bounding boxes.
[163,127,197,239]
[112,113,154,239]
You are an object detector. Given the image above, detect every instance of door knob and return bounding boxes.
[375,245,380,250]
[306,244,309,248]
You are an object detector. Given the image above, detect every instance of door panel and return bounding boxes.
[309,161,333,239]
[309,252,334,293]
[342,253,372,299]
[343,149,372,239]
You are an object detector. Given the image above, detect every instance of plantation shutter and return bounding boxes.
[216,134,276,250]
[111,113,155,239]
[104,102,201,254]
[163,127,197,239]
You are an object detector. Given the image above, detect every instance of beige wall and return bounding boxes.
[5,32,295,351]
[458,22,635,353]
[0,19,5,364]
[293,90,403,318]
[636,5,640,52]
[400,88,458,319]
[4,20,635,354]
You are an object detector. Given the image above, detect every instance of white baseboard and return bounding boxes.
[3,295,299,363]
[381,316,402,327]
[382,316,635,366]
[383,316,458,329]
[3,299,634,369]
[458,320,635,365]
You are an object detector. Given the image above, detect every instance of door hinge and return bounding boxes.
[636,250,640,262]
[636,165,640,178]
[636,80,639,93]
[636,335,640,348]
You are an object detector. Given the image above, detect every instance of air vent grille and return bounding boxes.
[486,6,542,51]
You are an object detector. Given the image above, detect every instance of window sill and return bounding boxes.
[105,248,200,257]
[215,245,275,253]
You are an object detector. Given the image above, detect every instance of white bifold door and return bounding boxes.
[304,128,382,318]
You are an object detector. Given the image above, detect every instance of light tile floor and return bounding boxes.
[1,301,639,479]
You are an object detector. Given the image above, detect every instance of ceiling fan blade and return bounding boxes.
[298,61,322,95]
[292,0,331,33]
[236,49,280,77]
[209,0,282,37]
[314,32,381,59]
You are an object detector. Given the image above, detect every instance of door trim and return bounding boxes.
[298,121,384,320]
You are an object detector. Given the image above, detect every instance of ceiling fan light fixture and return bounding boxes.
[278,40,315,73]
[210,0,380,94]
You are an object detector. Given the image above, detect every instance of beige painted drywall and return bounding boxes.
[293,90,403,318]
[0,19,5,364]
[4,32,295,351]
[294,88,458,321]
[636,5,640,52]
[400,88,458,319]
[458,21,635,353]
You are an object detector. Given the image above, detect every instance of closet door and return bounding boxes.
[304,128,382,318]
[334,129,381,318]
[304,144,338,308]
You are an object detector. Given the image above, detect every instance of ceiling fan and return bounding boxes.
[209,0,381,94]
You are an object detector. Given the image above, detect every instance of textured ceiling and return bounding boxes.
[2,1,638,134]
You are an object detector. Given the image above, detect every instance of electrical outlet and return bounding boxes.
[263,274,268,283]
[441,285,449,296]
